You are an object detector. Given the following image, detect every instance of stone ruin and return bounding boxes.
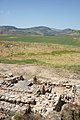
[0,73,80,120]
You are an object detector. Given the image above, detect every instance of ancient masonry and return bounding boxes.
[0,73,80,119]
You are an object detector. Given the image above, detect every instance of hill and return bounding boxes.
[0,26,79,36]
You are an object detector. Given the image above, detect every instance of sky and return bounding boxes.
[0,0,80,29]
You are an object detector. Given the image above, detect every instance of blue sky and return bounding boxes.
[0,0,80,29]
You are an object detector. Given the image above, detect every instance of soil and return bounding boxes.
[0,63,80,84]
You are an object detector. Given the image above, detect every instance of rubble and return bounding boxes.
[0,72,80,120]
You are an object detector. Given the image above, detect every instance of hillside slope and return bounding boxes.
[0,26,79,36]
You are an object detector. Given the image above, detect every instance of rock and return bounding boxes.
[36,89,41,96]
[33,76,37,83]
[47,81,53,87]
[10,84,14,87]
[1,95,5,101]
[2,81,6,85]
[54,95,66,112]
[47,93,53,100]
[3,74,8,78]
[0,112,5,120]
[72,85,77,94]
[16,98,21,104]
[0,71,80,120]
[8,73,13,77]
[20,75,24,80]
[47,96,51,100]
[12,104,32,120]
[41,85,46,95]
[0,80,4,84]
[49,93,53,97]
[45,111,61,120]
[10,77,18,84]
[27,80,33,86]
[66,85,72,89]
[27,94,31,98]
[46,86,52,93]
[28,98,36,105]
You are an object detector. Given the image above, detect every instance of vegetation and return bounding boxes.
[0,35,80,71]
[61,103,80,120]
[13,112,42,120]
[74,30,80,33]
[0,35,80,46]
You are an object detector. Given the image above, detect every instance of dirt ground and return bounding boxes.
[0,63,80,85]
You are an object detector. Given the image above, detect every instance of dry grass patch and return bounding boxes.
[0,41,80,71]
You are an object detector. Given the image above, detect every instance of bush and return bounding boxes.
[61,103,80,120]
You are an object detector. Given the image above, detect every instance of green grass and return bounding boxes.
[27,50,80,57]
[0,57,38,64]
[42,50,80,56]
[0,35,80,71]
[0,57,80,71]
[0,35,80,46]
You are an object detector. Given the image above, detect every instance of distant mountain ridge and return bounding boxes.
[0,26,80,36]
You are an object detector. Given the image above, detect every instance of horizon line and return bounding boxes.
[0,25,80,30]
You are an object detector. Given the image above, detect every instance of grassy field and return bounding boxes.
[0,35,80,71]
[0,35,80,46]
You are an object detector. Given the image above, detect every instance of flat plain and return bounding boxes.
[0,35,80,71]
